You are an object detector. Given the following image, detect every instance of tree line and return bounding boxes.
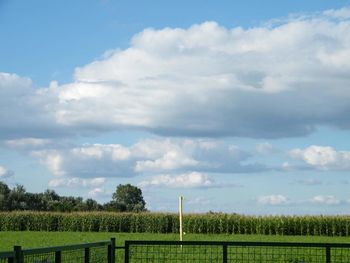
[0,181,146,212]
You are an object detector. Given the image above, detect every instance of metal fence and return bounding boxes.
[0,239,115,263]
[124,240,350,263]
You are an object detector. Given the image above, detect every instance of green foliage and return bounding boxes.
[0,182,145,212]
[0,182,10,210]
[112,184,146,212]
[1,212,350,237]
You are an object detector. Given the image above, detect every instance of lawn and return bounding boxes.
[1,231,350,251]
[1,232,350,262]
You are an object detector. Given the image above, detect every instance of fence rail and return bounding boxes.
[0,251,14,263]
[0,239,115,263]
[3,238,350,262]
[124,240,350,263]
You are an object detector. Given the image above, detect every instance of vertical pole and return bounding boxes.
[108,245,112,263]
[55,251,61,263]
[179,196,184,242]
[326,246,331,263]
[14,246,22,263]
[111,238,116,263]
[223,245,228,263]
[124,242,129,263]
[84,248,90,263]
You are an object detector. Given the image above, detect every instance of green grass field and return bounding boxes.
[1,232,350,262]
[1,231,350,250]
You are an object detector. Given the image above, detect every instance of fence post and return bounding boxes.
[14,246,23,263]
[326,246,331,263]
[222,244,227,263]
[55,251,61,263]
[84,248,90,263]
[108,244,112,263]
[111,238,116,263]
[124,242,129,263]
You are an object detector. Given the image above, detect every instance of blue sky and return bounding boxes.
[1,0,350,214]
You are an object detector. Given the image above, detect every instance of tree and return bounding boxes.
[83,198,102,211]
[103,200,126,212]
[8,184,27,210]
[112,184,146,212]
[0,181,10,210]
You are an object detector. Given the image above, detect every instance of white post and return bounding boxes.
[179,196,184,242]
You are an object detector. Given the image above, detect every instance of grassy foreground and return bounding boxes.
[1,231,350,251]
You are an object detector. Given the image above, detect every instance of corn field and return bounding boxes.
[1,212,350,236]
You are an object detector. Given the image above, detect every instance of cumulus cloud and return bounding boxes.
[310,195,340,205]
[33,138,266,179]
[257,195,288,205]
[0,165,14,179]
[0,73,62,140]
[88,188,110,198]
[48,177,106,188]
[52,12,350,139]
[290,145,350,170]
[138,171,231,188]
[4,138,52,150]
[324,7,350,19]
[2,9,350,140]
[34,144,134,178]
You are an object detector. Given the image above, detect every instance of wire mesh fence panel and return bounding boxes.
[331,248,350,263]
[0,252,14,263]
[116,247,125,262]
[61,249,85,263]
[128,244,223,262]
[90,246,109,263]
[125,241,350,263]
[228,246,326,262]
[17,240,113,263]
[24,251,56,263]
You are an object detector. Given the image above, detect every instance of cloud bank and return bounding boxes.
[33,138,265,179]
[1,9,350,140]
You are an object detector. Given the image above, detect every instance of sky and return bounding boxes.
[1,0,350,215]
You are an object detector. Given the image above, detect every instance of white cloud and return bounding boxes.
[2,9,350,140]
[34,138,262,179]
[139,172,215,188]
[257,195,288,205]
[34,146,134,178]
[5,138,51,149]
[51,13,350,139]
[47,178,66,187]
[324,7,350,19]
[256,142,276,154]
[290,145,350,170]
[187,196,211,205]
[88,188,110,198]
[310,195,340,205]
[72,144,131,161]
[48,177,106,188]
[0,73,61,140]
[135,150,198,172]
[0,166,14,179]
